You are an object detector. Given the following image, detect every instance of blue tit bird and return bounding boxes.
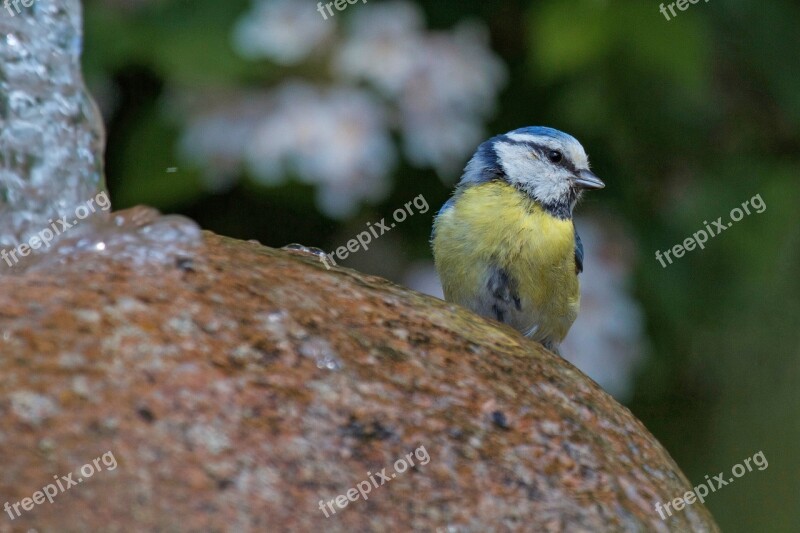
[431,126,605,353]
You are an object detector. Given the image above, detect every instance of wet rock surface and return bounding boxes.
[0,218,718,532]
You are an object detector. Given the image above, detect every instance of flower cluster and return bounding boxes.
[178,0,507,218]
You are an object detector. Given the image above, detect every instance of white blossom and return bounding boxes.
[233,0,333,65]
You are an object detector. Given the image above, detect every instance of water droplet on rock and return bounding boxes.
[299,337,342,371]
[282,243,328,260]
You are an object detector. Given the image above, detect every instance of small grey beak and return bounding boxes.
[575,169,605,190]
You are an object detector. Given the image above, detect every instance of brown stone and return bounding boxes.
[0,210,718,532]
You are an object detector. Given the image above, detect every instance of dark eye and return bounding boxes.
[547,150,563,163]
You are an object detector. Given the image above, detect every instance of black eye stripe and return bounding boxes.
[494,136,578,172]
[534,146,574,171]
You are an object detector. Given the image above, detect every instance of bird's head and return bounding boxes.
[459,126,604,218]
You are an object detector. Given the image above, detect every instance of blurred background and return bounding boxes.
[82,0,800,530]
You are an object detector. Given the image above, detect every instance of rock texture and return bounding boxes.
[0,215,718,532]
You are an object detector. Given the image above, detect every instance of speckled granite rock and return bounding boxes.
[0,215,718,532]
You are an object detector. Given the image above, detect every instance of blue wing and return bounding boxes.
[574,227,584,274]
[430,196,457,241]
[486,266,522,324]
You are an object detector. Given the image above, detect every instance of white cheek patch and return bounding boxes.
[530,168,572,206]
[494,142,571,205]
[495,142,536,186]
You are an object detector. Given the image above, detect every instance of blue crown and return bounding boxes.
[506,126,578,145]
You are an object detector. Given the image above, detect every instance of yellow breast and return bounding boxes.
[432,181,580,344]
